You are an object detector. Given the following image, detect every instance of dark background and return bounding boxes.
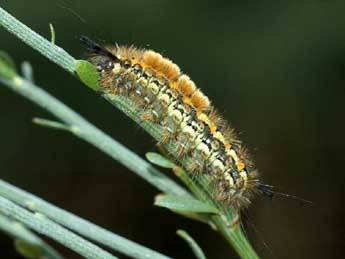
[1,0,345,258]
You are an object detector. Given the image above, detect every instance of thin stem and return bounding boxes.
[0,197,118,259]
[174,167,259,259]
[211,216,258,259]
[0,179,173,259]
[177,230,207,259]
[0,213,63,259]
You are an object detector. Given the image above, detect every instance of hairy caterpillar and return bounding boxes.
[81,36,272,209]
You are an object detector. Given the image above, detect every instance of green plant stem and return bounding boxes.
[0,197,118,259]
[0,179,173,259]
[0,213,63,259]
[174,167,258,259]
[0,6,259,259]
[177,230,207,259]
[212,216,257,258]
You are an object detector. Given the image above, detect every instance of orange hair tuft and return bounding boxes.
[190,90,210,111]
[142,50,162,69]
[160,58,181,80]
[176,75,196,96]
[143,50,180,80]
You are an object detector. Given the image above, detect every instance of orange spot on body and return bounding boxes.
[197,113,209,123]
[170,81,178,89]
[237,160,245,171]
[224,142,231,150]
[209,122,217,133]
[182,96,192,106]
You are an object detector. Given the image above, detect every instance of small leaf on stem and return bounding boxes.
[0,51,17,78]
[146,152,176,169]
[155,194,220,214]
[74,60,102,91]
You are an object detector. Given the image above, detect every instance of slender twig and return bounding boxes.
[177,230,207,259]
[0,213,63,259]
[0,130,179,258]
[173,167,257,259]
[0,197,118,259]
[0,179,173,259]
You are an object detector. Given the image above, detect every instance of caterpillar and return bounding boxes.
[80,36,272,209]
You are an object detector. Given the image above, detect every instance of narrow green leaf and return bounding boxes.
[49,23,55,45]
[177,230,207,259]
[32,117,73,132]
[14,240,44,259]
[146,152,176,169]
[155,194,220,214]
[0,51,17,78]
[74,60,102,91]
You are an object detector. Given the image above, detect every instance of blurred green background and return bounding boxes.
[1,0,345,258]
